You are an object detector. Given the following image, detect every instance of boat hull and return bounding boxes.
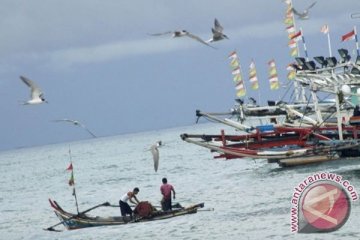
[49,199,204,230]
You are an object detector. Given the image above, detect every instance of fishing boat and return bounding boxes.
[47,199,204,231]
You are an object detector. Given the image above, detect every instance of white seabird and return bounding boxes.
[20,75,47,105]
[207,18,229,42]
[149,30,216,49]
[150,141,162,172]
[292,2,316,20]
[53,119,97,138]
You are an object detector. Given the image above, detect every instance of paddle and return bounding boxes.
[45,201,110,231]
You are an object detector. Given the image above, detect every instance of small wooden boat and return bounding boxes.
[48,199,204,231]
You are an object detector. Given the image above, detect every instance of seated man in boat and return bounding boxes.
[119,187,140,219]
[160,178,176,211]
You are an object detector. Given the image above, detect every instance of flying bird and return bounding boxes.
[207,18,229,42]
[149,30,216,49]
[292,2,316,20]
[19,75,47,105]
[53,119,97,138]
[150,141,162,172]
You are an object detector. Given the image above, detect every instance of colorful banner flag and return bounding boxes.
[268,60,280,90]
[249,61,259,90]
[341,29,355,42]
[320,24,329,34]
[228,50,246,97]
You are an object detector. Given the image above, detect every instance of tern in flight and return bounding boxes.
[149,30,216,49]
[150,141,162,172]
[20,75,47,105]
[292,2,316,20]
[207,18,229,42]
[53,119,97,138]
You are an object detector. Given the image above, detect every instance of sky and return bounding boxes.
[0,0,359,151]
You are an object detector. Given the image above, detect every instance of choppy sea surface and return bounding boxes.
[0,122,360,240]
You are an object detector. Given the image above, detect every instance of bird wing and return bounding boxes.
[53,119,97,137]
[185,32,217,49]
[148,31,173,36]
[20,76,43,99]
[53,119,77,124]
[211,28,223,39]
[213,18,223,32]
[151,145,159,172]
[291,8,302,16]
[80,124,97,138]
[306,2,316,10]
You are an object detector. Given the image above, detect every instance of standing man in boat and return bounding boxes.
[119,187,140,219]
[160,178,176,211]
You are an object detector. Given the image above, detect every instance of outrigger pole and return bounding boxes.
[68,147,80,214]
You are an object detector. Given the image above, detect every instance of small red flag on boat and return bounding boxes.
[341,30,355,42]
[66,163,73,171]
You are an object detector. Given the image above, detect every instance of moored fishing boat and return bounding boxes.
[47,199,205,231]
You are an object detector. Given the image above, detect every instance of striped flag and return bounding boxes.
[228,50,246,97]
[320,24,329,34]
[341,29,355,42]
[268,60,280,90]
[249,61,259,90]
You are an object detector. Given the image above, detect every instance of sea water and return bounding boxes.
[0,122,359,240]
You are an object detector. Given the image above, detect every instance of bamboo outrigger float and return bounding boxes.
[47,199,205,231]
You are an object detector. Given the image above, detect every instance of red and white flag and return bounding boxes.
[341,29,355,42]
[320,24,329,34]
[66,163,73,171]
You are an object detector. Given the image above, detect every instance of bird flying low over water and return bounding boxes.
[149,30,216,49]
[52,119,97,138]
[19,75,47,105]
[292,2,316,20]
[150,141,162,172]
[207,18,229,43]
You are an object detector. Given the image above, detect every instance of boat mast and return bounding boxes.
[68,147,80,214]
